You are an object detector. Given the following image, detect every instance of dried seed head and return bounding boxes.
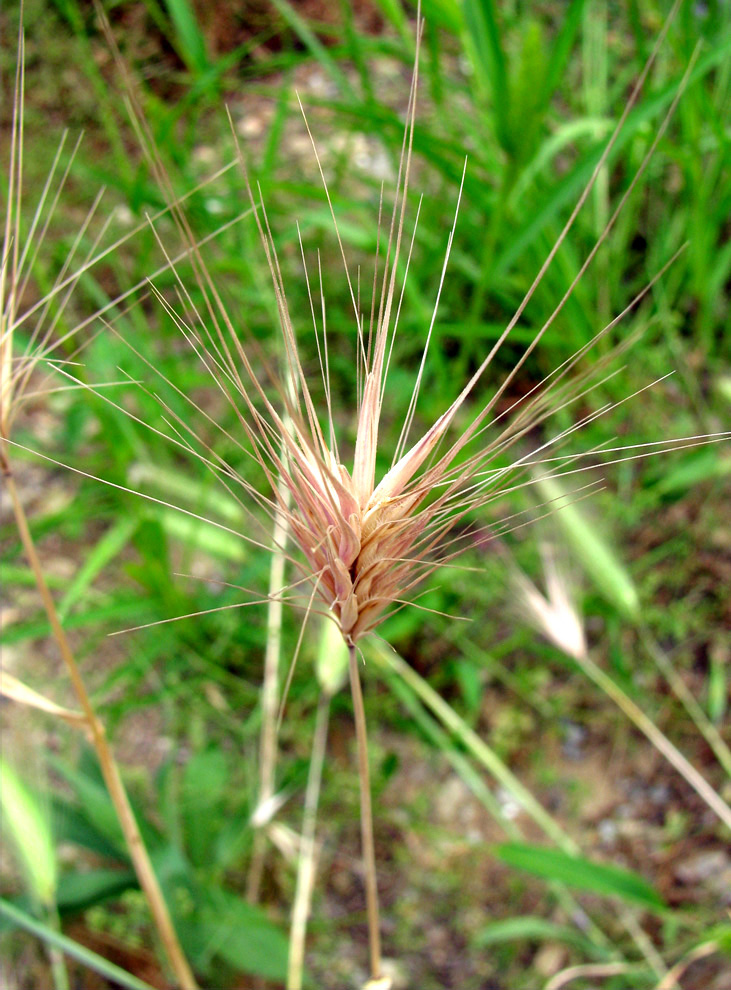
[513,544,587,661]
[275,400,459,642]
[1,26,133,449]
[93,1,728,652]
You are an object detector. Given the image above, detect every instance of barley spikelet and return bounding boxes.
[79,2,730,658]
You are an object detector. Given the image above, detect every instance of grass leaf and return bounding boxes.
[535,475,640,620]
[58,517,138,620]
[56,868,137,913]
[0,759,56,907]
[163,0,210,75]
[494,842,666,911]
[475,915,602,956]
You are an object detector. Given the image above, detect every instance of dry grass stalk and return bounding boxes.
[248,404,295,904]
[286,689,330,990]
[545,961,643,990]
[1,27,198,990]
[513,546,731,830]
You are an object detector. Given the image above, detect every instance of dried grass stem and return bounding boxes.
[1,450,198,990]
[348,645,382,981]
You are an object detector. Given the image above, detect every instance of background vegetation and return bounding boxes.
[1,1,730,988]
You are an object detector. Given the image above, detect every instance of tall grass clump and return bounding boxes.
[3,1,730,988]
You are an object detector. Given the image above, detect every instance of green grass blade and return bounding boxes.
[385,662,516,829]
[49,761,127,855]
[475,915,601,956]
[420,0,462,33]
[494,843,666,911]
[0,898,156,990]
[0,597,158,646]
[652,448,731,497]
[540,0,588,110]
[373,641,579,854]
[495,38,731,278]
[534,475,640,620]
[58,517,138,620]
[261,83,294,179]
[47,0,133,183]
[371,0,412,47]
[462,0,509,146]
[268,0,354,98]
[0,759,57,907]
[56,869,137,913]
[163,0,210,75]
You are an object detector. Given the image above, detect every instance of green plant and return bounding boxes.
[45,744,291,984]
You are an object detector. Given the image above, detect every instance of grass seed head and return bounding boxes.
[512,543,587,662]
[93,3,727,651]
[2,25,117,448]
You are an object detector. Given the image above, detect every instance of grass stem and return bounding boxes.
[640,626,731,780]
[375,641,580,854]
[375,641,668,979]
[348,644,382,982]
[47,907,70,990]
[546,962,643,990]
[247,488,290,903]
[577,649,731,830]
[1,451,198,990]
[287,690,330,990]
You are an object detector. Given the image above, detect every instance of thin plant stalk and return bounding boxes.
[375,642,579,854]
[0,897,156,990]
[384,665,616,955]
[576,649,731,830]
[0,456,198,990]
[247,476,292,903]
[546,962,643,990]
[640,626,731,779]
[654,942,721,990]
[621,912,673,988]
[287,690,330,990]
[248,382,296,903]
[374,642,669,980]
[47,907,70,990]
[348,645,382,983]
[512,548,731,827]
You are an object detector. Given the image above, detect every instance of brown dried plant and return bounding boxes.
[1,25,198,989]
